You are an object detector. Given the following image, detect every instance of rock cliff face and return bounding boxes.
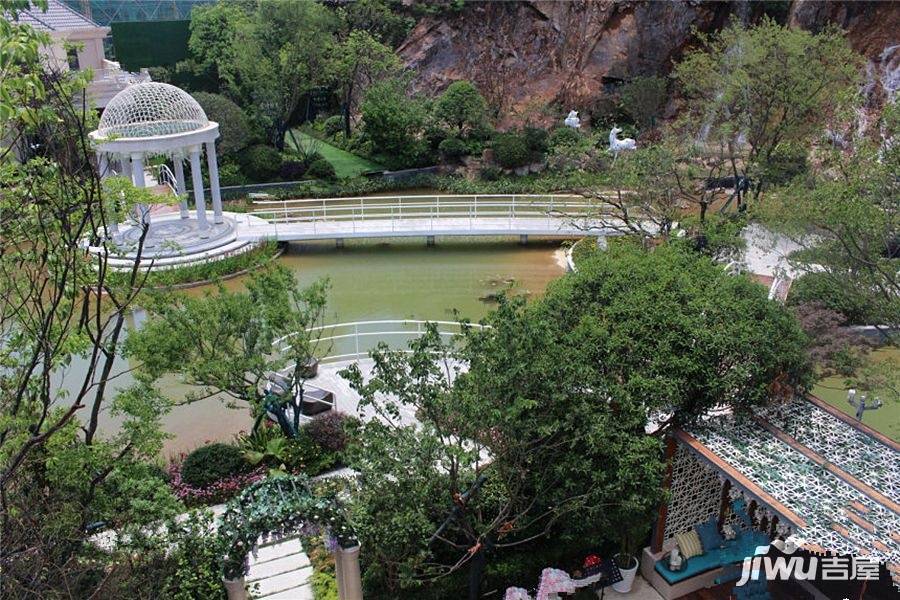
[398,0,898,128]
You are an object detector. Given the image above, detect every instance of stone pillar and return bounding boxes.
[334,546,363,600]
[189,146,209,236]
[130,152,150,225]
[205,141,224,224]
[174,156,189,219]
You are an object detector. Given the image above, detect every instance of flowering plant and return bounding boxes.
[168,459,266,507]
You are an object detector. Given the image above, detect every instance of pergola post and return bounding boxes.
[174,155,189,219]
[205,141,224,224]
[130,152,150,225]
[334,545,363,600]
[189,145,210,237]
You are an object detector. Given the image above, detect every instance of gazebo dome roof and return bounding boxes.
[96,82,209,139]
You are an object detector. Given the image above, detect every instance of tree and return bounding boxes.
[360,78,428,168]
[327,30,401,138]
[193,1,337,150]
[342,314,664,597]
[125,267,330,439]
[192,92,254,156]
[537,241,813,430]
[185,0,252,92]
[1,2,179,595]
[433,80,489,138]
[674,17,861,208]
[337,0,415,49]
[765,103,899,339]
[619,75,667,131]
[572,138,743,260]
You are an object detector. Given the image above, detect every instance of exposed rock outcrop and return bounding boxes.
[398,0,898,128]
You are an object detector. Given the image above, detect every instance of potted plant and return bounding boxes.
[612,522,647,593]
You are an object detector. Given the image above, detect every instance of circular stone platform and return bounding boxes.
[117,215,236,259]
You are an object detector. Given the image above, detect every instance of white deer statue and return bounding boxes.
[564,110,581,129]
[608,126,636,155]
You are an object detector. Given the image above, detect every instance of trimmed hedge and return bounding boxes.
[180,443,250,489]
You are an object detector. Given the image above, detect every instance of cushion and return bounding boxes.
[675,530,703,559]
[695,518,725,552]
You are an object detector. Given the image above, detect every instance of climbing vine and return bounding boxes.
[218,475,357,580]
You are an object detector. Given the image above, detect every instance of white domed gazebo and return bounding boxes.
[90,82,232,259]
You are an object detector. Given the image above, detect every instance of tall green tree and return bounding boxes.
[342,313,664,597]
[125,267,330,439]
[191,0,337,150]
[674,17,861,208]
[1,2,180,595]
[327,30,401,138]
[433,80,489,138]
[360,77,429,168]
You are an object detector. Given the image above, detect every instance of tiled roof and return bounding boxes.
[681,396,900,585]
[5,0,100,32]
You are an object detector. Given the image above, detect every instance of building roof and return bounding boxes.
[6,0,101,32]
[678,395,900,583]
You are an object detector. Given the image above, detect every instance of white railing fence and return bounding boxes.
[275,319,486,364]
[249,194,619,233]
[153,164,179,197]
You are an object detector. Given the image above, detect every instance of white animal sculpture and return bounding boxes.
[669,547,684,571]
[564,110,581,128]
[608,126,636,154]
[722,523,737,541]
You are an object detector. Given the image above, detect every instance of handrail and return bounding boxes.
[154,164,179,197]
[250,193,615,206]
[274,319,487,364]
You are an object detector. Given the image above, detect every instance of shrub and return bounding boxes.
[438,136,467,161]
[193,92,254,156]
[492,132,531,169]
[239,144,283,182]
[279,160,308,180]
[180,443,250,489]
[433,80,488,136]
[760,143,809,187]
[218,160,247,187]
[548,126,583,149]
[523,126,549,154]
[281,429,340,475]
[480,165,502,181]
[306,158,337,181]
[304,412,356,453]
[619,75,667,130]
[787,272,871,325]
[323,115,344,137]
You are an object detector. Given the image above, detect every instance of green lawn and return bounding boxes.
[811,346,900,442]
[289,130,383,179]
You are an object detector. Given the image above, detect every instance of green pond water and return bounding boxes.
[83,237,568,455]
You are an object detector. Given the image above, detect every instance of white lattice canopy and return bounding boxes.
[96,82,209,139]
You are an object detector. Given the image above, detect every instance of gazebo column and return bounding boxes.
[130,152,150,225]
[174,155,189,219]
[334,545,363,600]
[189,145,210,237]
[205,141,224,224]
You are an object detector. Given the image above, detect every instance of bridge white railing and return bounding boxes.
[249,194,619,232]
[153,164,179,197]
[275,319,486,364]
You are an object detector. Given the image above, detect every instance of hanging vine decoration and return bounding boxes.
[218,474,358,580]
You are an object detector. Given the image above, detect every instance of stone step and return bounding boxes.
[106,239,255,271]
[256,582,314,600]
[247,551,310,582]
[250,565,314,598]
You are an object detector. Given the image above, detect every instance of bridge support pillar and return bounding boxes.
[426,235,435,247]
[519,234,528,245]
[335,238,344,249]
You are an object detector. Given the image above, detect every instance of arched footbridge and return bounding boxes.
[237,193,626,243]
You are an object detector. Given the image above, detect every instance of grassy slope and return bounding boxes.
[289,130,383,180]
[812,346,900,442]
